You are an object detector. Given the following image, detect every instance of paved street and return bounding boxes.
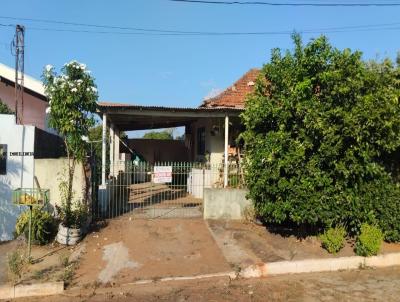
[14,266,400,302]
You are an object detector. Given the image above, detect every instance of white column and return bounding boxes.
[114,129,120,162]
[224,115,229,188]
[101,113,107,185]
[109,124,115,177]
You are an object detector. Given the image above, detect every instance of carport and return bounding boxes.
[97,102,242,188]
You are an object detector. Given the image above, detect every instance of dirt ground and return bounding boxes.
[0,237,83,286]
[207,220,400,269]
[10,266,400,302]
[0,239,21,284]
[73,217,231,287]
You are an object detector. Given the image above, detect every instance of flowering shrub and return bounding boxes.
[42,61,97,227]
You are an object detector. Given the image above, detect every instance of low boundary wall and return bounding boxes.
[203,188,251,219]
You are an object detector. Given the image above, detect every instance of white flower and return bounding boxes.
[45,107,51,114]
[45,64,53,72]
[91,87,97,93]
[79,63,86,70]
[71,87,78,92]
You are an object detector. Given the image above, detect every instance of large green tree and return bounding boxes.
[142,129,174,140]
[241,35,400,240]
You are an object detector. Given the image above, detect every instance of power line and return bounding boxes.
[2,15,400,35]
[0,15,211,34]
[169,0,400,6]
[1,16,400,36]
[24,24,400,36]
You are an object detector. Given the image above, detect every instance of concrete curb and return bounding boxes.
[0,281,64,300]
[128,271,237,285]
[240,252,400,278]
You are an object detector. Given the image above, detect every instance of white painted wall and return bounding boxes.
[0,114,35,241]
[35,158,86,208]
[191,118,225,167]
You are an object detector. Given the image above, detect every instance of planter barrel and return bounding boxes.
[56,224,82,245]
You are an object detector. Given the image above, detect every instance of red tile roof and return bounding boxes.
[199,68,260,109]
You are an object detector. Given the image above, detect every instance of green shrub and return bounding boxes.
[241,34,400,239]
[15,208,56,245]
[355,224,384,256]
[7,249,27,284]
[320,226,347,254]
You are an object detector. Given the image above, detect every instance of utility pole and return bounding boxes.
[13,25,25,124]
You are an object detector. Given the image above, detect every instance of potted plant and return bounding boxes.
[42,61,97,245]
[55,197,89,245]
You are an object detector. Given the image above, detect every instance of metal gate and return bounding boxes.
[91,161,243,219]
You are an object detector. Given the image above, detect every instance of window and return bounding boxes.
[197,127,206,156]
[0,144,7,175]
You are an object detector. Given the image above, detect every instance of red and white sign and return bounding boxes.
[153,166,172,183]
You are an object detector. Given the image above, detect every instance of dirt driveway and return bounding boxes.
[73,217,231,286]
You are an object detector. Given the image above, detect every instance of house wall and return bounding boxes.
[125,139,190,163]
[34,158,86,208]
[189,118,225,166]
[0,114,35,241]
[0,81,48,130]
[189,117,243,167]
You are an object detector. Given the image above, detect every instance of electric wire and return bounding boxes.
[1,16,400,36]
[169,0,400,7]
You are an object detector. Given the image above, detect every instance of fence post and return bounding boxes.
[224,114,229,187]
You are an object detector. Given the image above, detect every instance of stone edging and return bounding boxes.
[241,252,400,278]
[0,281,64,300]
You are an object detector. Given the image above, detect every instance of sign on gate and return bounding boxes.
[153,166,172,183]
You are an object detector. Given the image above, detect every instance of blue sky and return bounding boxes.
[0,1,399,110]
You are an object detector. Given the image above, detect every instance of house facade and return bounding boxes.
[0,63,50,130]
[189,68,259,166]
[97,68,260,187]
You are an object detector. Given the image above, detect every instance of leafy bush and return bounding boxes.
[15,208,56,245]
[320,226,347,254]
[241,34,400,239]
[355,224,384,256]
[0,98,13,114]
[55,199,89,229]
